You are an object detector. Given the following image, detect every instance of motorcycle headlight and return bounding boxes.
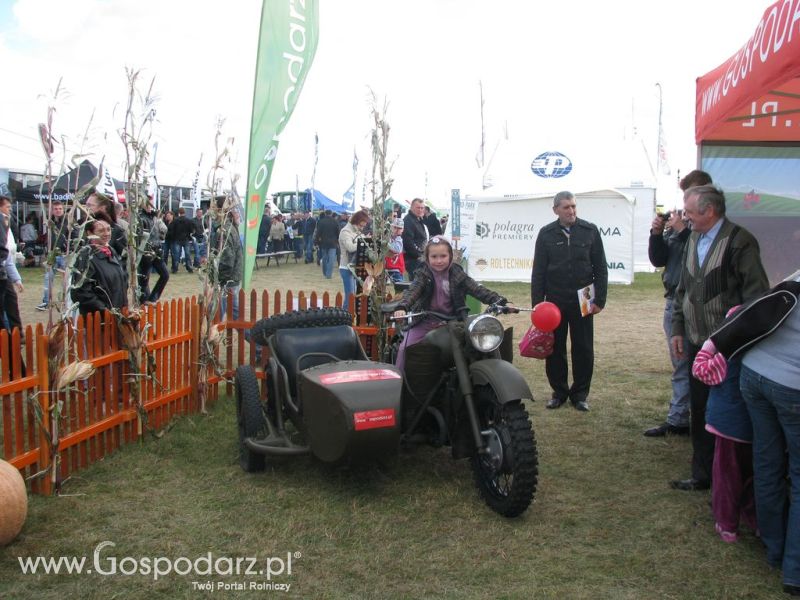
[467,314,504,352]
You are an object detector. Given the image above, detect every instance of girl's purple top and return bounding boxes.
[429,267,453,315]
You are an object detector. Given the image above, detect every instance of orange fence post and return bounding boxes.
[36,333,52,496]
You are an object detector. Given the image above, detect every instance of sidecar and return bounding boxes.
[235,308,403,472]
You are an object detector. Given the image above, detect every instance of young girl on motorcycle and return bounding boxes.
[392,236,507,372]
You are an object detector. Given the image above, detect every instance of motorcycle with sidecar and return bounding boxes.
[235,304,538,517]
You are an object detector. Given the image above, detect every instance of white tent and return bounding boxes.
[467,189,635,284]
[464,135,664,273]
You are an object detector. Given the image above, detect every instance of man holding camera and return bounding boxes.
[643,170,712,437]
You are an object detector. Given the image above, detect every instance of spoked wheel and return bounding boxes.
[235,365,266,472]
[470,386,538,517]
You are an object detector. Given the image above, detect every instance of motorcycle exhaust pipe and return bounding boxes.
[244,436,310,456]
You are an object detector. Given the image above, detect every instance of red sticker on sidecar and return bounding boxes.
[318,369,401,385]
[353,409,397,431]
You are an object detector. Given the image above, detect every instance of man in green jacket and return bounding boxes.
[669,184,769,491]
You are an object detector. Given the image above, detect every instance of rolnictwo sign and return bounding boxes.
[468,190,635,284]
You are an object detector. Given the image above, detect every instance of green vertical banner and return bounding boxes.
[243,0,320,290]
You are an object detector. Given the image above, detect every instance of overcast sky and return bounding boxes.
[0,0,775,208]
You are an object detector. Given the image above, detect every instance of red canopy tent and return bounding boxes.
[696,0,800,283]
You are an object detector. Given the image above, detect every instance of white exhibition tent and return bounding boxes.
[456,135,677,280]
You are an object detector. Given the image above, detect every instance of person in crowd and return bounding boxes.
[531,190,607,412]
[691,272,800,595]
[71,220,128,317]
[301,210,317,264]
[338,210,370,312]
[137,199,169,305]
[86,192,126,263]
[20,213,39,266]
[269,214,286,252]
[0,195,20,332]
[210,197,243,320]
[392,236,506,373]
[288,212,304,259]
[315,209,339,279]
[192,208,206,267]
[162,210,175,270]
[392,203,403,219]
[1,198,26,377]
[669,184,769,491]
[170,207,195,274]
[116,203,130,234]
[37,200,68,311]
[423,205,443,237]
[402,198,428,279]
[385,218,406,283]
[693,338,756,545]
[739,274,800,597]
[0,195,10,372]
[257,205,271,254]
[644,169,713,437]
[440,214,449,234]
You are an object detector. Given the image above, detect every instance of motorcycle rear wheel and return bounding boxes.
[235,365,267,472]
[470,388,538,518]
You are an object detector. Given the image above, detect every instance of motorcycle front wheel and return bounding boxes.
[470,387,538,518]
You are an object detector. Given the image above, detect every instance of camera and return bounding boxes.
[660,211,672,221]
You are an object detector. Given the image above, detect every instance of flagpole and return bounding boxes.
[655,82,663,177]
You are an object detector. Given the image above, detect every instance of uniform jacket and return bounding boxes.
[530,218,608,308]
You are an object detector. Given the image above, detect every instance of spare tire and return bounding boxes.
[248,307,354,346]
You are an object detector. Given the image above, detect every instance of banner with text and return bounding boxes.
[243,0,320,290]
[467,190,634,284]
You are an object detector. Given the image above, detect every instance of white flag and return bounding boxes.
[191,154,203,209]
[147,142,160,209]
[97,163,123,203]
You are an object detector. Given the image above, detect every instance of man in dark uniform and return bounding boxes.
[531,191,608,412]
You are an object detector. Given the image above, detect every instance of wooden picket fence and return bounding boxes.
[0,288,382,495]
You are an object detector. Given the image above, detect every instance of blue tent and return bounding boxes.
[306,188,344,212]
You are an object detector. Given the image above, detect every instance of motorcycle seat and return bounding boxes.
[272,325,369,397]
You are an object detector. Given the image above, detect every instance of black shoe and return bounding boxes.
[644,422,690,437]
[784,584,800,596]
[186,268,194,273]
[572,400,590,412]
[546,397,567,409]
[669,478,710,491]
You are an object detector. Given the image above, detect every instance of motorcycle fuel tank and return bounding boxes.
[299,361,403,463]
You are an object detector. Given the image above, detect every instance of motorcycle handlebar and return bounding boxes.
[388,310,456,323]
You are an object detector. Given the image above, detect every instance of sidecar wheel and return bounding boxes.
[248,307,354,346]
[470,389,538,518]
[235,365,266,472]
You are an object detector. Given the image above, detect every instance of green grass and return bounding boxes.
[0,273,788,599]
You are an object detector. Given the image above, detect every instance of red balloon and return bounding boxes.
[532,301,561,333]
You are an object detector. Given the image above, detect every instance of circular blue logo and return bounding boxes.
[531,152,573,178]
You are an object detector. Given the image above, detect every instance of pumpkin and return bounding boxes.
[0,459,27,546]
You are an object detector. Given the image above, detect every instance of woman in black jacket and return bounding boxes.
[71,220,128,317]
